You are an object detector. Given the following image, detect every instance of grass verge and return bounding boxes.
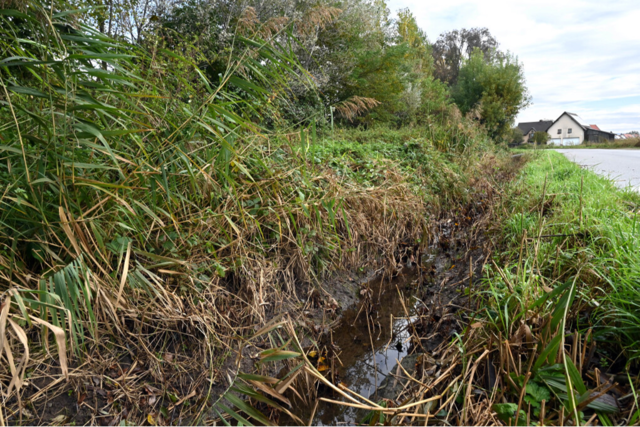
[458,150,640,425]
[519,138,640,150]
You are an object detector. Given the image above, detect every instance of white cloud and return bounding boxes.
[387,0,640,133]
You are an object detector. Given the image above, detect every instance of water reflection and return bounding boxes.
[311,270,418,426]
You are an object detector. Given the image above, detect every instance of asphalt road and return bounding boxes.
[555,149,640,191]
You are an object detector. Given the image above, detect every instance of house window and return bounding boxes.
[568,128,572,134]
[557,129,562,134]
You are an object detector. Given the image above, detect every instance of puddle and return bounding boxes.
[294,265,430,426]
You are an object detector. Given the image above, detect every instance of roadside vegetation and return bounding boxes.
[455,150,640,425]
[0,0,534,425]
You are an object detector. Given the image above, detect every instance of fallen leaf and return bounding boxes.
[51,415,68,425]
[317,357,330,372]
[471,322,483,329]
[147,414,156,426]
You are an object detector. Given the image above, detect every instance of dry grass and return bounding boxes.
[0,148,429,424]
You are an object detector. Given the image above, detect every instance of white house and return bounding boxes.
[546,112,615,146]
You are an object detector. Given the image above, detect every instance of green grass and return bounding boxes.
[504,151,640,356]
[471,149,640,425]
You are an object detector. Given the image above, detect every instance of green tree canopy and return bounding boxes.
[533,131,550,144]
[508,127,524,144]
[452,48,530,140]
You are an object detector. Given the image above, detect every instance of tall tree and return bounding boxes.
[453,49,530,140]
[431,27,498,86]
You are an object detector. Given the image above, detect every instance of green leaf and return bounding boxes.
[73,121,124,177]
[8,86,48,98]
[549,283,575,333]
[532,334,563,372]
[565,358,587,395]
[0,145,23,155]
[526,382,551,403]
[492,403,517,418]
[237,373,279,384]
[225,394,274,426]
[259,350,301,362]
[63,162,118,170]
[215,404,253,426]
[0,9,34,20]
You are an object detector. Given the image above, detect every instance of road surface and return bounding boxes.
[555,149,640,192]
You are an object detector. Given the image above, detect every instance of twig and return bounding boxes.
[515,372,532,425]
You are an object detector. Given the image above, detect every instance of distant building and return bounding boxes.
[615,133,639,139]
[517,113,615,145]
[546,112,615,146]
[516,120,553,143]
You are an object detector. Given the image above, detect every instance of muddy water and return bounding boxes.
[302,266,429,425]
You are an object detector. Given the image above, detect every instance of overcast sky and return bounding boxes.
[387,0,640,133]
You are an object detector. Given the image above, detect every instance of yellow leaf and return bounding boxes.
[147,414,156,426]
[308,350,318,358]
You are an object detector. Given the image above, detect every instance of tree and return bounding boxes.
[452,49,530,140]
[508,127,524,144]
[432,27,498,86]
[532,131,549,144]
[155,0,394,125]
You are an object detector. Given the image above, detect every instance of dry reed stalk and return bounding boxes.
[515,371,531,425]
[462,349,490,424]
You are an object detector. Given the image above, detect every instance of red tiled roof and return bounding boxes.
[589,124,600,130]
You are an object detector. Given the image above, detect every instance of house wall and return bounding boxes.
[585,129,615,142]
[547,115,584,146]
